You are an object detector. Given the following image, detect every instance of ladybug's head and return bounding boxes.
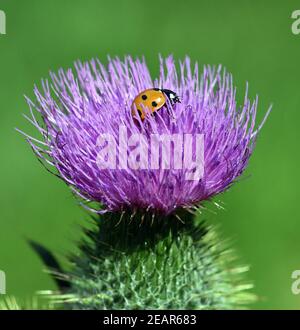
[161,89,181,104]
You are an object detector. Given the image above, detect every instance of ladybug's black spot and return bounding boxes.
[142,94,147,100]
[152,101,158,107]
[134,108,143,118]
[153,88,160,91]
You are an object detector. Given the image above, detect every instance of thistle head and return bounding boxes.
[21,55,269,215]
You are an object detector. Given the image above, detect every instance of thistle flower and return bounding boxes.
[22,56,269,215]
[19,56,270,310]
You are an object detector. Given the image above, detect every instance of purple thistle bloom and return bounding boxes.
[21,56,269,215]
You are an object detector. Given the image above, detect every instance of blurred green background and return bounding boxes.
[0,0,299,309]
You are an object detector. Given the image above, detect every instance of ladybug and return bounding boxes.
[131,88,180,120]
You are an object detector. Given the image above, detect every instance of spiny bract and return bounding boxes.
[54,212,256,310]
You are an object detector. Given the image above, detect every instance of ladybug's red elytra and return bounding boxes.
[131,88,180,120]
